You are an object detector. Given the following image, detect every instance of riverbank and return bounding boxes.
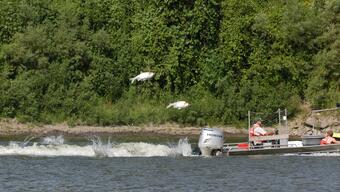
[1,109,339,138]
[0,118,247,138]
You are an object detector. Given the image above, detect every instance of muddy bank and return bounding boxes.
[0,118,247,138]
[1,108,339,139]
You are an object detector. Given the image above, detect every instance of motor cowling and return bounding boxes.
[198,128,224,156]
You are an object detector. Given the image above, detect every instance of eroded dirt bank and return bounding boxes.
[0,119,247,138]
[1,109,339,138]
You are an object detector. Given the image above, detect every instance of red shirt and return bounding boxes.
[320,136,337,145]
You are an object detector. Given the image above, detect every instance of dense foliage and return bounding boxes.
[0,0,339,126]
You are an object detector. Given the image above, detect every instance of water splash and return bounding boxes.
[9,136,35,148]
[175,137,193,156]
[0,136,194,157]
[89,136,194,157]
[110,142,174,157]
[283,151,340,157]
[41,135,64,145]
[90,136,113,157]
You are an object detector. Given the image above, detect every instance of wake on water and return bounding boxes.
[282,152,340,157]
[0,135,194,157]
[4,135,339,158]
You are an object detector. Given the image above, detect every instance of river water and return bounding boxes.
[0,136,340,192]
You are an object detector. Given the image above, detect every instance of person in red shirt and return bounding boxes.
[249,120,275,146]
[320,130,339,145]
[249,120,274,136]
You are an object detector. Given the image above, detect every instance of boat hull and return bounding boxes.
[223,144,340,156]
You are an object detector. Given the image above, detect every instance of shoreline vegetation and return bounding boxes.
[0,1,339,132]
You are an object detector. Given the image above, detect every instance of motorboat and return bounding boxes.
[222,140,340,156]
[197,108,340,156]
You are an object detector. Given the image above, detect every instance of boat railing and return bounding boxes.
[248,134,289,142]
[223,142,246,151]
[223,141,292,151]
[223,142,242,147]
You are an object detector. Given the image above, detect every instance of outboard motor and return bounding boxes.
[198,128,224,156]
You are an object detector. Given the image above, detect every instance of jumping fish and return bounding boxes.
[130,72,155,83]
[166,101,190,109]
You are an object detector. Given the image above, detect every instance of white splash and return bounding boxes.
[90,136,114,157]
[9,136,35,148]
[173,137,192,156]
[283,152,340,157]
[107,142,175,157]
[301,152,340,156]
[1,143,95,157]
[0,136,193,157]
[41,135,64,145]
